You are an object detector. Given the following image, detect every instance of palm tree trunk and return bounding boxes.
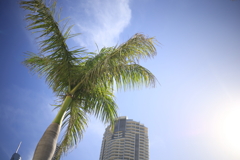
[32,96,72,160]
[32,123,60,160]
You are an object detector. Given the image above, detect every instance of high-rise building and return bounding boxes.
[99,116,149,160]
[10,142,22,160]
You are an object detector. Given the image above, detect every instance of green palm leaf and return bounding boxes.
[21,0,85,94]
[54,85,117,157]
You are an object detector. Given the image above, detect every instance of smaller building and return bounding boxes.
[10,153,21,160]
[10,142,22,160]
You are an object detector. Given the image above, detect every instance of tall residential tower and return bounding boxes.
[99,117,149,160]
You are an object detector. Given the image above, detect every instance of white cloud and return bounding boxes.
[70,0,131,50]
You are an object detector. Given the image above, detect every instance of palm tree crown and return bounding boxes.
[20,0,158,159]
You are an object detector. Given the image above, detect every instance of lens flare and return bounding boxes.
[222,107,240,153]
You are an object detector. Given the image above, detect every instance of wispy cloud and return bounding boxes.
[69,0,131,50]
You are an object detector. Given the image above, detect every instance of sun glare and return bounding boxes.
[222,107,240,153]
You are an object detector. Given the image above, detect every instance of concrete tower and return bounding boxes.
[99,117,149,160]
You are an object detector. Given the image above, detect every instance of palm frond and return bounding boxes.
[106,63,157,91]
[82,87,118,125]
[57,100,88,157]
[56,85,117,158]
[20,0,86,93]
[71,34,158,94]
[112,33,157,62]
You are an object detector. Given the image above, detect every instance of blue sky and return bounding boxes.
[0,0,240,159]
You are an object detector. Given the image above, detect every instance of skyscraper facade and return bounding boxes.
[99,117,149,160]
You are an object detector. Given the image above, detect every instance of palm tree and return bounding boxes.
[20,0,158,160]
